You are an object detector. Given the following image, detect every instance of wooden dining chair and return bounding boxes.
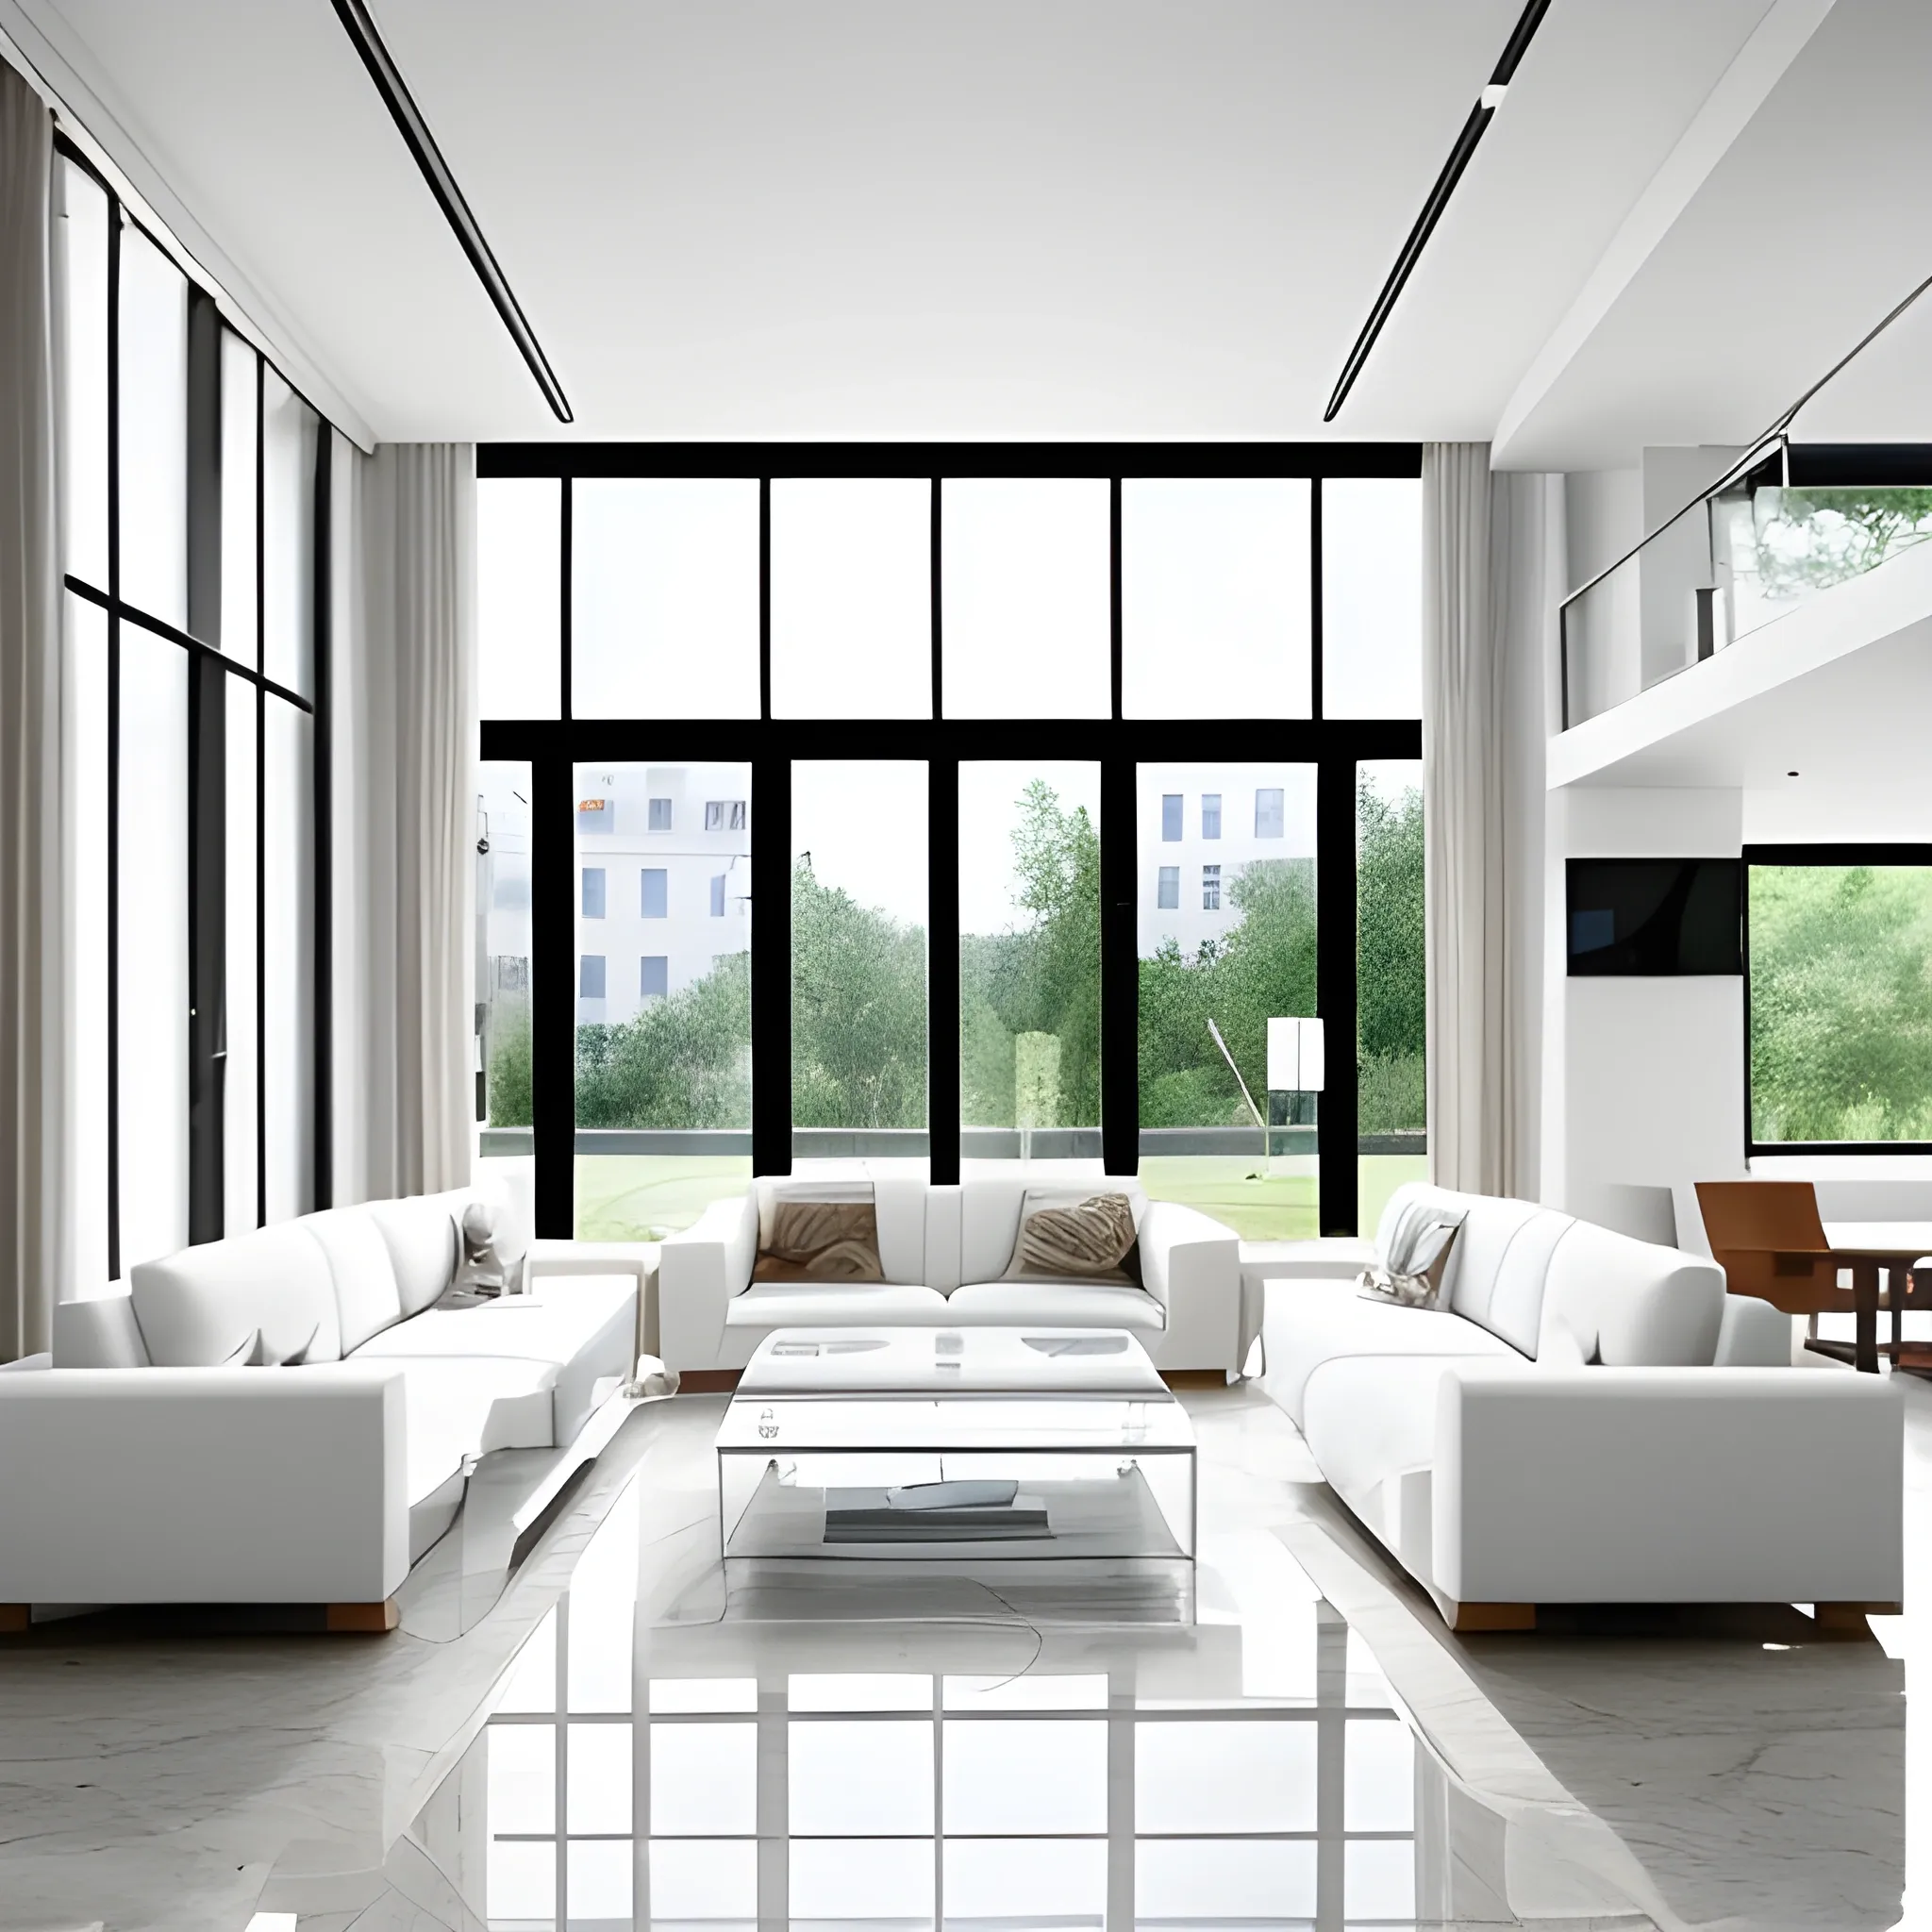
[1692,1180,1851,1315]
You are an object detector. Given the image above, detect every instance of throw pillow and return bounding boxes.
[1357,1219,1460,1310]
[1002,1190,1141,1288]
[754,1182,884,1282]
[453,1200,510,1298]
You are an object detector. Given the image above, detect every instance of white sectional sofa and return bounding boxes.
[1260,1183,1904,1630]
[0,1186,639,1622]
[659,1172,1241,1374]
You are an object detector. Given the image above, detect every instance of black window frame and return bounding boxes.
[479,442,1424,1240]
[1744,841,1932,1157]
[56,131,336,1275]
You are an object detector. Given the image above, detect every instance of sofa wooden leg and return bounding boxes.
[325,1599,399,1634]
[1449,1601,1537,1633]
[0,1605,28,1634]
[1815,1601,1902,1632]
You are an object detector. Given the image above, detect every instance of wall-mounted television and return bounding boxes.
[1566,858,1742,975]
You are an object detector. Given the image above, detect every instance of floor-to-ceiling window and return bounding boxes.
[55,140,336,1282]
[475,453,1424,1241]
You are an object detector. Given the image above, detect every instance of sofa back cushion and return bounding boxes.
[305,1206,408,1354]
[130,1222,342,1366]
[960,1176,1145,1287]
[368,1191,466,1319]
[1539,1219,1725,1366]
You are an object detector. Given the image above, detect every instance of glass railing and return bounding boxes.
[1560,441,1932,727]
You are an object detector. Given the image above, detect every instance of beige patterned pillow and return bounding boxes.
[754,1194,885,1282]
[1002,1191,1141,1288]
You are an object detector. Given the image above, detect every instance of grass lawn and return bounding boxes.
[575,1156,752,1241]
[1138,1158,1320,1241]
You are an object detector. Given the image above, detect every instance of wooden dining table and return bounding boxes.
[1769,1236,1928,1374]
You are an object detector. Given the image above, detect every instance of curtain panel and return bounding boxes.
[0,62,62,1357]
[1422,444,1562,1201]
[341,442,477,1201]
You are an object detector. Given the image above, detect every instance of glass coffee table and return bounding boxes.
[715,1327,1197,1574]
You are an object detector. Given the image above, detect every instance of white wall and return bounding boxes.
[1638,445,1741,690]
[1561,467,1641,722]
[1549,786,1747,1241]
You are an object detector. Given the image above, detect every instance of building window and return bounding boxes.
[1161,793,1182,841]
[1202,792,1222,840]
[641,868,668,918]
[641,955,669,999]
[581,866,606,919]
[1157,865,1180,910]
[579,954,606,999]
[710,873,727,917]
[1202,864,1221,911]
[707,798,747,832]
[1256,787,1286,838]
[648,796,673,830]
[577,798,612,835]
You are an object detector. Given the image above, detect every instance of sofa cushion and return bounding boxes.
[130,1222,342,1367]
[960,1176,1145,1289]
[1538,1220,1725,1366]
[304,1206,406,1355]
[368,1191,466,1319]
[946,1281,1164,1332]
[726,1282,950,1327]
[1003,1191,1141,1287]
[1258,1276,1521,1427]
[352,1275,637,1444]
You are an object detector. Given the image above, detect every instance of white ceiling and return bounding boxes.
[8,0,1930,459]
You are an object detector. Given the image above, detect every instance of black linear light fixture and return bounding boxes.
[1323,0,1554,423]
[329,0,573,423]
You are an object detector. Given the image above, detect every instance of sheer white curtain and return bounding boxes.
[0,61,61,1357]
[340,442,476,1200]
[1423,444,1563,1200]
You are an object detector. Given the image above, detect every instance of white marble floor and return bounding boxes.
[0,1371,1924,1932]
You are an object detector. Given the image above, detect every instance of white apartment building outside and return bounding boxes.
[1137,763,1318,959]
[575,762,752,1025]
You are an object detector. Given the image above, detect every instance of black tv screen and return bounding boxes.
[1566,858,1742,975]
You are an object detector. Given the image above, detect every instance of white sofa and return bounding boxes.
[659,1173,1241,1374]
[1260,1183,1904,1629]
[0,1186,639,1620]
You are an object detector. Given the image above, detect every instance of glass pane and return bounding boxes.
[487,1723,555,1833]
[1357,760,1426,1233]
[117,224,188,628]
[771,478,930,717]
[944,1839,1107,1919]
[573,760,752,1237]
[651,1723,757,1835]
[57,158,109,588]
[1135,1718,1316,1832]
[790,1839,932,1920]
[261,369,317,695]
[649,1840,756,1919]
[69,596,110,1290]
[478,475,560,718]
[790,1673,932,1711]
[960,763,1101,1160]
[480,764,532,1140]
[219,332,258,669]
[573,477,758,719]
[1137,1838,1318,1919]
[1121,478,1311,718]
[225,677,259,1234]
[1346,1836,1417,1920]
[942,1674,1109,1711]
[1345,1716,1414,1831]
[497,1606,558,1712]
[262,698,314,1222]
[791,761,928,1153]
[648,1677,758,1713]
[1749,863,1932,1142]
[486,1840,554,1920]
[1323,476,1423,718]
[117,625,189,1271]
[568,1838,632,1917]
[1138,763,1317,1239]
[940,477,1109,717]
[567,1722,632,1833]
[788,1719,932,1835]
[942,1719,1107,1834]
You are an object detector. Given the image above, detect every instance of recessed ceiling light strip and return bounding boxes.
[328,0,573,424]
[1323,0,1553,424]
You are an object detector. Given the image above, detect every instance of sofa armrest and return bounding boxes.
[527,1239,660,1355]
[0,1366,409,1606]
[1433,1365,1902,1607]
[658,1194,758,1370]
[1138,1199,1241,1373]
[1713,1293,1795,1366]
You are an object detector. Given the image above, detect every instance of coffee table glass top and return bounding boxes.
[736,1324,1171,1397]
